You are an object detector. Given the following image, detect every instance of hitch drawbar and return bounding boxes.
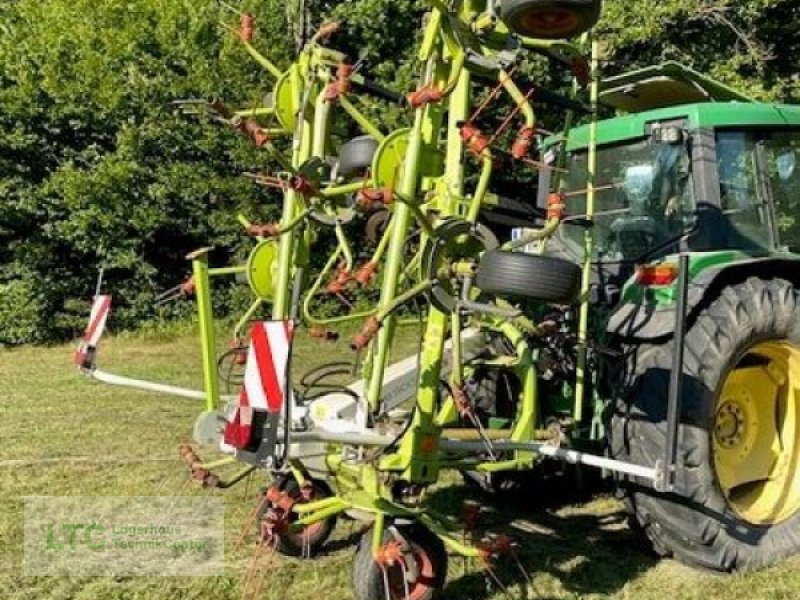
[74,294,236,403]
[438,438,662,485]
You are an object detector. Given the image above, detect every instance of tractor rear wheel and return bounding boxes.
[610,277,800,571]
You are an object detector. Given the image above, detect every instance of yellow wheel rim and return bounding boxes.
[713,340,800,525]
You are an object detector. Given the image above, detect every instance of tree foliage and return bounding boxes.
[2,0,800,344]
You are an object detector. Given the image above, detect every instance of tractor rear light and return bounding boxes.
[635,264,679,286]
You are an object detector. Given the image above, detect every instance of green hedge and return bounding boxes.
[2,0,799,344]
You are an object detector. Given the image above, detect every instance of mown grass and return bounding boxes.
[1,324,800,599]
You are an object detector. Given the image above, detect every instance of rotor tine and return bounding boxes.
[249,557,269,600]
[335,293,354,308]
[511,548,533,593]
[466,412,498,461]
[484,563,514,599]
[153,291,183,307]
[241,538,266,598]
[235,493,269,551]
[241,469,254,500]
[380,564,392,600]
[154,284,182,302]
[170,98,206,105]
[401,560,411,600]
[216,0,242,15]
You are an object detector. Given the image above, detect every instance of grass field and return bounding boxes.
[2,326,800,599]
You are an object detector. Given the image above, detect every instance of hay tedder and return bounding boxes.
[75,0,800,597]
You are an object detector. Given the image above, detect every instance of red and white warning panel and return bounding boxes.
[224,321,294,455]
[74,294,112,370]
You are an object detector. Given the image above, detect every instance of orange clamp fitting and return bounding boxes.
[460,123,491,156]
[264,485,283,505]
[547,192,566,221]
[237,118,269,148]
[511,126,536,160]
[571,56,591,89]
[354,261,379,286]
[324,62,354,101]
[327,265,352,295]
[407,85,443,108]
[351,315,380,351]
[309,326,339,341]
[209,97,233,119]
[451,385,472,417]
[478,534,516,561]
[178,444,201,468]
[180,276,196,296]
[356,187,392,211]
[246,222,280,238]
[315,21,340,41]
[230,339,248,365]
[289,175,316,198]
[374,540,405,567]
[239,13,255,42]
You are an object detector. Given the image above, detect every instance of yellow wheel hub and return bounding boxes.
[713,340,800,525]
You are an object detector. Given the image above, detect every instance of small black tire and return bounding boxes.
[337,135,379,178]
[476,250,581,304]
[258,478,336,558]
[352,524,447,600]
[500,0,602,39]
[610,277,800,571]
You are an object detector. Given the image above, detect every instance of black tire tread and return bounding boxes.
[338,135,378,177]
[610,277,800,572]
[476,250,581,304]
[352,524,447,600]
[500,0,602,39]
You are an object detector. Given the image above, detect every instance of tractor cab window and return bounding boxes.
[715,131,773,252]
[559,135,693,261]
[764,131,800,251]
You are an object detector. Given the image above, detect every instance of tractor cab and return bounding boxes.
[551,64,800,291]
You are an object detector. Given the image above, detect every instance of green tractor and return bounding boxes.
[528,61,800,571]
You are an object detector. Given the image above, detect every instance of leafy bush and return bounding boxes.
[2,0,800,344]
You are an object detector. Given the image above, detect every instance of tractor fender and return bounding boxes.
[606,256,800,342]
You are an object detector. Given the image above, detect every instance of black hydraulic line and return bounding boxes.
[531,87,593,114]
[352,78,405,105]
[663,253,689,492]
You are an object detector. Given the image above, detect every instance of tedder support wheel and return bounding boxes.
[258,478,336,557]
[476,250,581,305]
[352,524,447,600]
[499,0,602,40]
[337,135,379,178]
[610,277,800,571]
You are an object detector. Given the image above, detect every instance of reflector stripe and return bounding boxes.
[242,341,267,409]
[74,294,112,367]
[84,295,111,346]
[236,321,293,415]
[238,387,250,408]
[251,323,283,413]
